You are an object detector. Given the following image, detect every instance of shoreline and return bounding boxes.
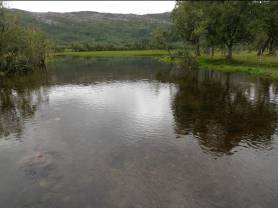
[54,50,278,79]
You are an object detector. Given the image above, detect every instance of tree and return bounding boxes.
[205,1,253,61]
[0,2,48,75]
[152,28,174,58]
[254,1,278,55]
[172,1,206,56]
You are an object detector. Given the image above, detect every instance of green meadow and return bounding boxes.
[54,50,168,58]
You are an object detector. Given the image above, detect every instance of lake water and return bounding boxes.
[1,58,278,208]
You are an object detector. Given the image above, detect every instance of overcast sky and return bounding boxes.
[8,1,176,14]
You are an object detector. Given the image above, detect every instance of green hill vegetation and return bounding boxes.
[10,9,171,51]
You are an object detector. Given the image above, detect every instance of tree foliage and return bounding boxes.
[172,1,206,56]
[253,1,278,55]
[207,1,253,61]
[151,28,177,58]
[0,3,48,75]
[172,1,278,61]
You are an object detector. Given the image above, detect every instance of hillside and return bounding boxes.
[9,9,172,46]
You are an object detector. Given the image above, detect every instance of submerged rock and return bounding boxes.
[18,151,54,179]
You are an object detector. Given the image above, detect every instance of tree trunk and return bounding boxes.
[226,45,233,61]
[211,47,214,57]
[195,42,200,56]
[193,37,201,56]
[167,47,174,60]
[269,38,275,55]
[257,37,270,56]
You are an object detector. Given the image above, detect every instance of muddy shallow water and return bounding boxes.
[0,58,278,208]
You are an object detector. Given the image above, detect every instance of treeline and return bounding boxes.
[57,1,278,62]
[55,40,157,52]
[0,2,47,76]
[171,1,278,60]
[54,35,180,53]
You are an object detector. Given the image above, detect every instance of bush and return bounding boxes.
[0,9,48,75]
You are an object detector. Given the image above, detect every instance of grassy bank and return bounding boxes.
[197,53,278,79]
[54,50,278,79]
[54,50,168,58]
[160,52,278,79]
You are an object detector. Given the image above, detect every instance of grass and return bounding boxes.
[197,52,278,79]
[54,50,278,79]
[54,50,168,58]
[158,51,278,79]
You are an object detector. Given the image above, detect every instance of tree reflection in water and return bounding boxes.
[161,66,278,155]
[1,58,278,156]
[0,72,49,138]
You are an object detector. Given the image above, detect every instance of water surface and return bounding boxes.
[1,58,278,208]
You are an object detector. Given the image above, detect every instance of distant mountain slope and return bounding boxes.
[9,9,172,45]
